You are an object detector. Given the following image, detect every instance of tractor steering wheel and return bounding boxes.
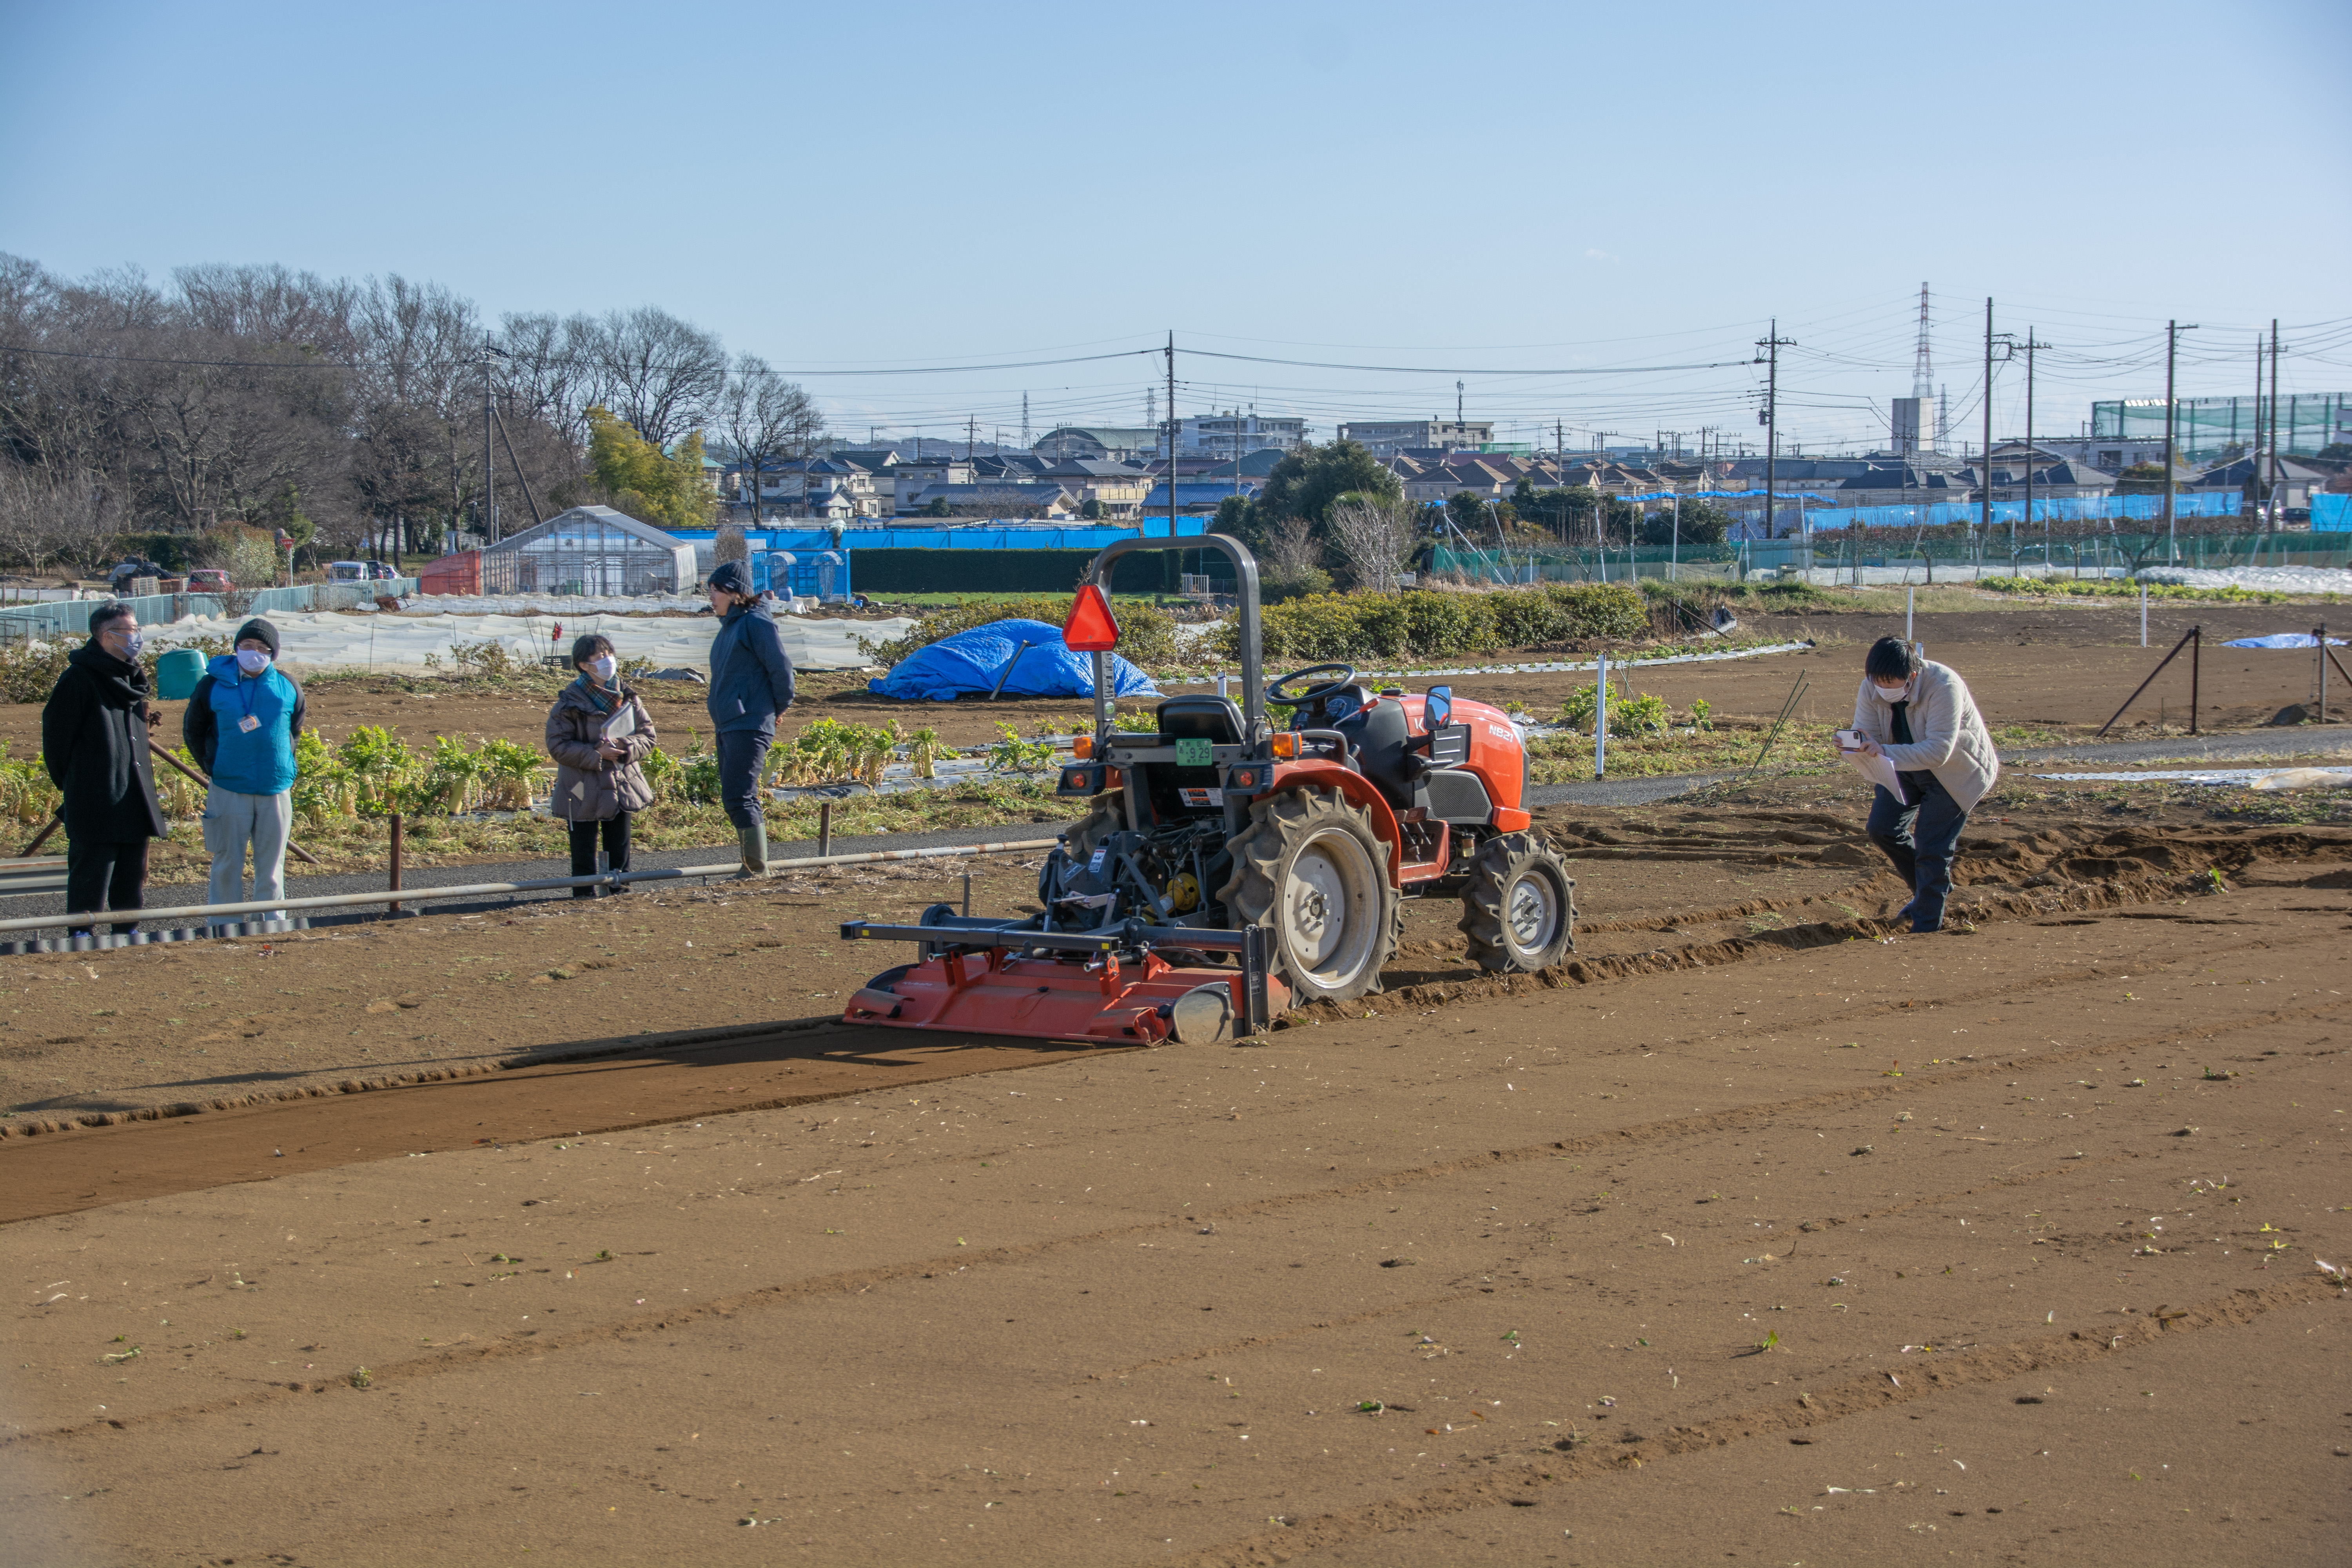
[1266,662,1357,707]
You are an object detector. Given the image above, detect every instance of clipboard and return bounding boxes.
[600,704,639,742]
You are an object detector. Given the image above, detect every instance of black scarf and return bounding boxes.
[68,640,151,720]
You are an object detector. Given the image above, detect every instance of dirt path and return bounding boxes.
[3,794,2347,1565]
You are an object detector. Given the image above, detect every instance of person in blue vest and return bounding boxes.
[703,559,795,877]
[183,618,307,932]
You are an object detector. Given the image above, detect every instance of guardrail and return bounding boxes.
[0,835,1062,949]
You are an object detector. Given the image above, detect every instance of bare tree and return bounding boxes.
[716,354,824,517]
[1260,513,1324,575]
[1323,495,1417,592]
[592,306,726,450]
[0,463,122,576]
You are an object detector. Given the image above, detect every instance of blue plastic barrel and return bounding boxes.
[154,648,206,701]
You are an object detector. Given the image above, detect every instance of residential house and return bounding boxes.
[1039,458,1152,518]
[1142,481,1262,515]
[898,481,1079,519]
[890,456,973,514]
[2190,453,2327,512]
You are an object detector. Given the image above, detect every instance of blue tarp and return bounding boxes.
[2316,495,2350,532]
[867,618,1160,703]
[2222,633,2348,648]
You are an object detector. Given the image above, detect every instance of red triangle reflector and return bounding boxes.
[1062,583,1121,653]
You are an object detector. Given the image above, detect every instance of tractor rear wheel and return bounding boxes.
[1221,787,1400,1004]
[1459,831,1576,973]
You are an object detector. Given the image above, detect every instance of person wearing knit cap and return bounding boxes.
[703,560,795,877]
[183,617,307,931]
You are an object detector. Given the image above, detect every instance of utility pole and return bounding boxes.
[967,415,976,463]
[1755,320,1793,551]
[1456,380,1464,427]
[2252,333,2267,526]
[2162,321,2199,562]
[480,344,509,544]
[1166,332,1178,543]
[2268,318,2281,530]
[2022,328,2051,566]
[1021,391,1031,449]
[1980,299,1995,547]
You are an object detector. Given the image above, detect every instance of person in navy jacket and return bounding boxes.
[702,560,795,877]
[182,617,307,931]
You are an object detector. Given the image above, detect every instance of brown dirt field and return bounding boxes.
[0,594,2336,768]
[3,779,2349,1565]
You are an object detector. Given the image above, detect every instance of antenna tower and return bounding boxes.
[1911,283,1934,401]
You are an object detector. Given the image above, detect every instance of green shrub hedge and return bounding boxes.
[1212,583,1647,663]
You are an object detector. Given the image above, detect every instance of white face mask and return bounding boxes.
[235,647,272,675]
[588,655,617,682]
[117,630,144,661]
[1871,681,1909,701]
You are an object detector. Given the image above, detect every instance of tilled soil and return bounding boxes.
[3,786,2348,1566]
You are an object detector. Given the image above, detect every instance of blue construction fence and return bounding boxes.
[675,517,1214,554]
[2316,494,2351,532]
[1773,492,2243,534]
[0,579,421,643]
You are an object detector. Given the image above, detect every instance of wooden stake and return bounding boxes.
[389,812,403,916]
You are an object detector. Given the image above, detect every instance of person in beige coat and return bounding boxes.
[545,634,657,898]
[1845,636,2000,933]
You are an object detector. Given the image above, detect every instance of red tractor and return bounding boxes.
[840,534,1573,1043]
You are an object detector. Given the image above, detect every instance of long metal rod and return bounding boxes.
[2094,625,2198,739]
[1745,672,1809,777]
[0,836,1061,937]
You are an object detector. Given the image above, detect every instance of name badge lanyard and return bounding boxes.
[236,668,268,733]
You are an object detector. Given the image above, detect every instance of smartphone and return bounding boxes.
[1834,728,1862,750]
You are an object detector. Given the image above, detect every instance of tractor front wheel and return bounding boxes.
[1459,831,1576,973]
[1221,787,1400,1005]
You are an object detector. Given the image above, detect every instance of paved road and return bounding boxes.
[4,727,2343,936]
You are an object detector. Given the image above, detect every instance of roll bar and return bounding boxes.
[1078,532,1263,748]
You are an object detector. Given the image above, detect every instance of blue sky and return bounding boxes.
[5,0,2347,454]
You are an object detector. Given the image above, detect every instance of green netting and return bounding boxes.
[2091,395,2348,458]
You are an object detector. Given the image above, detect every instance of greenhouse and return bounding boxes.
[477,505,698,596]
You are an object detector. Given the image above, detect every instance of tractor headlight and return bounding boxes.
[1270,733,1300,759]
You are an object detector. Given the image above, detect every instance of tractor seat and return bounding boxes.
[1332,696,1418,809]
[1155,694,1244,746]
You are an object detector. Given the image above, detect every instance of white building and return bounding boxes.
[1173,413,1307,460]
[1338,419,1494,457]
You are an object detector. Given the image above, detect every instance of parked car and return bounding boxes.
[365,559,398,581]
[185,568,234,593]
[326,561,370,583]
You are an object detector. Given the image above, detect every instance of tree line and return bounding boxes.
[1207,440,1737,599]
[0,253,823,577]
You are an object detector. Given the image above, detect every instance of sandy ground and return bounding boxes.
[2,772,2348,1566]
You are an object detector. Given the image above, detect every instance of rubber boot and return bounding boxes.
[734,822,771,879]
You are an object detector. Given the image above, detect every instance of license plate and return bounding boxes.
[1175,738,1214,767]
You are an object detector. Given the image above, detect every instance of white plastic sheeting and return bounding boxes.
[394,591,824,616]
[2032,766,2352,789]
[2137,565,2352,594]
[145,610,914,671]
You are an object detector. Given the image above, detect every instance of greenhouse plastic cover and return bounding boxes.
[143,610,914,671]
[867,618,1159,702]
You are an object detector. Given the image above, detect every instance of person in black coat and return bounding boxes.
[42,601,169,938]
[702,559,796,877]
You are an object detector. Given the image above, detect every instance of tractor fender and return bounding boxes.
[1263,760,1403,882]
